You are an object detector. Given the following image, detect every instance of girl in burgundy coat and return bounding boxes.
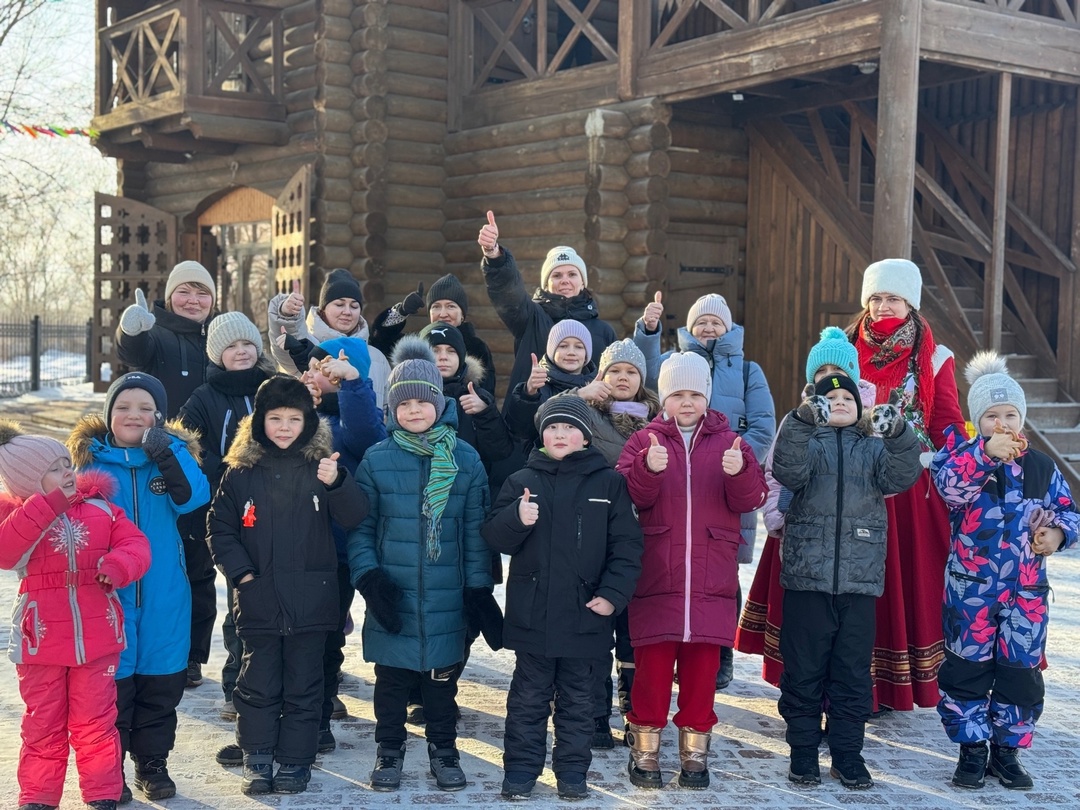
[616,353,766,791]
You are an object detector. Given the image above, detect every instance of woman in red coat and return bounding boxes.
[848,259,965,711]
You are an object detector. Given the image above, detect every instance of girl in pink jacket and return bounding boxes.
[0,422,151,810]
[616,353,767,791]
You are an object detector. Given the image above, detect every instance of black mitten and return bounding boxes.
[141,427,173,463]
[356,568,403,634]
[463,587,504,651]
[795,395,831,427]
[400,282,426,317]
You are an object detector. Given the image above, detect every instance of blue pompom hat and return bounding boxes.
[804,326,860,384]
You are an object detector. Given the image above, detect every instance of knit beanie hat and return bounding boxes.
[165,260,215,303]
[965,351,1027,426]
[546,319,593,363]
[536,394,594,443]
[319,267,363,309]
[814,373,863,420]
[420,322,467,364]
[251,375,320,451]
[540,246,588,290]
[860,258,922,310]
[104,372,167,428]
[805,326,860,384]
[206,311,263,366]
[686,294,733,332]
[425,274,469,316]
[0,420,70,498]
[658,352,711,405]
[388,335,446,416]
[598,338,647,380]
[319,336,372,381]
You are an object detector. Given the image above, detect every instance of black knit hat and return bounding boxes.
[535,394,594,443]
[251,375,320,451]
[425,274,468,316]
[814,373,863,420]
[419,322,467,364]
[319,268,363,310]
[104,372,167,429]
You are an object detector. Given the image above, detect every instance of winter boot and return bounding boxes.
[133,756,176,800]
[240,749,273,795]
[989,744,1034,790]
[371,744,406,791]
[952,742,988,789]
[788,746,821,785]
[87,802,117,810]
[626,723,663,788]
[677,727,711,789]
[185,660,202,688]
[592,716,615,749]
[715,646,734,690]
[556,771,589,800]
[829,752,873,789]
[318,723,336,753]
[329,694,348,720]
[501,771,537,799]
[428,742,467,791]
[273,763,312,793]
[215,743,243,767]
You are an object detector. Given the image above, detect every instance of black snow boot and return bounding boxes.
[132,756,176,800]
[989,744,1034,790]
[371,744,406,791]
[715,646,734,689]
[789,746,821,785]
[428,743,467,791]
[273,763,312,794]
[952,742,988,789]
[241,749,273,795]
[830,752,873,789]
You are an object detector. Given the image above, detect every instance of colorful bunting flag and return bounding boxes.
[0,121,99,139]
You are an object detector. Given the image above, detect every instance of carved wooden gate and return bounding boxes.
[271,164,312,298]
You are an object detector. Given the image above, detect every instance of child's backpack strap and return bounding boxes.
[1020,448,1055,502]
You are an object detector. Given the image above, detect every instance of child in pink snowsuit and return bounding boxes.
[0,421,151,810]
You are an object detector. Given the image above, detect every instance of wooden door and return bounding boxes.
[660,223,740,352]
[93,193,177,392]
[271,164,312,298]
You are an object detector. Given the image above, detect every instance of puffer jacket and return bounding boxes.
[443,355,513,469]
[483,247,616,396]
[1,471,151,666]
[932,426,1079,661]
[504,357,596,443]
[267,293,391,409]
[208,417,368,636]
[115,301,213,419]
[617,410,767,647]
[347,401,493,672]
[68,417,209,677]
[772,412,922,597]
[482,446,642,658]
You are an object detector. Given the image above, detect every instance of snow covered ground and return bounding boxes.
[0,349,88,394]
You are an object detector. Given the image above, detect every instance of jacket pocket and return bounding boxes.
[577,579,613,635]
[20,599,41,656]
[233,575,262,628]
[781,521,827,585]
[703,526,740,597]
[505,571,539,630]
[848,521,888,584]
[636,526,672,596]
[106,591,125,645]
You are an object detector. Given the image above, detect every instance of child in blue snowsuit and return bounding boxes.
[932,352,1078,791]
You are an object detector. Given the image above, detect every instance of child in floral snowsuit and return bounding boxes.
[931,352,1078,791]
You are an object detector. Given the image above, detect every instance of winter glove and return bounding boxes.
[356,568,403,634]
[871,391,906,438]
[776,486,794,514]
[119,288,156,336]
[463,587,504,651]
[400,282,426,317]
[141,426,173,463]
[795,395,830,427]
[1028,506,1054,534]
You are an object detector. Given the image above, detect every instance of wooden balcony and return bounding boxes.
[93,0,287,161]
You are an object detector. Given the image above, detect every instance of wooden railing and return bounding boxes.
[961,0,1079,24]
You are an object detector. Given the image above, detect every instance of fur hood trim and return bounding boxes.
[462,355,487,386]
[223,413,333,469]
[67,415,203,469]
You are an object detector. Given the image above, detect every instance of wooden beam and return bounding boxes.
[871,0,921,260]
[618,0,649,101]
[1059,92,1080,396]
[985,72,1011,350]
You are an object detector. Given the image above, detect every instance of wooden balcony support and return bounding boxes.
[984,72,1011,351]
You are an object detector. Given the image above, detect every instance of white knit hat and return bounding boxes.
[965,351,1027,426]
[658,352,711,405]
[165,260,215,303]
[599,338,647,380]
[860,258,922,310]
[686,294,732,332]
[546,319,593,363]
[207,311,263,366]
[540,246,588,290]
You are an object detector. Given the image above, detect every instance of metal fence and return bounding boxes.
[0,316,92,398]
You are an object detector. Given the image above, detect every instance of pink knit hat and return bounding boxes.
[0,420,70,499]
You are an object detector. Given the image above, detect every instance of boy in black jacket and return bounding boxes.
[208,376,368,796]
[483,395,642,800]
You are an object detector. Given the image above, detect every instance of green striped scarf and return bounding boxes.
[391,423,458,561]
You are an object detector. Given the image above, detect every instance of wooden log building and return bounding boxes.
[91,0,1080,485]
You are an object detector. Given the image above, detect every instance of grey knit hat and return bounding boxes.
[598,338,647,380]
[536,394,593,443]
[388,335,446,416]
[425,274,469,316]
[206,311,263,366]
[546,319,593,363]
[686,294,732,332]
[658,352,711,405]
[965,351,1027,426]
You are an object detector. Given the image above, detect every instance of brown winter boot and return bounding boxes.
[626,723,663,788]
[677,727,711,789]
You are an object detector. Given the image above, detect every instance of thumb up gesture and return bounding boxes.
[119,287,157,336]
[478,210,501,259]
[458,381,487,415]
[645,432,668,473]
[281,280,305,317]
[723,435,746,476]
[525,353,547,396]
[518,487,539,526]
[643,291,664,332]
[317,452,342,486]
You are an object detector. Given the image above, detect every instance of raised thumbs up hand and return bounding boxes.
[458,380,488,415]
[643,290,664,332]
[525,352,547,396]
[723,435,746,476]
[119,287,157,336]
[578,368,612,403]
[645,431,668,473]
[478,210,501,259]
[281,280,305,317]
[317,451,342,486]
[518,486,539,526]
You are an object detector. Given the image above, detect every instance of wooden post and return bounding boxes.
[1058,91,1080,395]
[985,72,1011,352]
[618,0,647,101]
[871,0,921,261]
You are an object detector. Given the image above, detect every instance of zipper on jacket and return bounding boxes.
[682,423,701,643]
[64,515,87,665]
[130,467,142,608]
[179,331,189,377]
[576,512,583,550]
[833,430,844,595]
[417,465,428,670]
[221,410,232,457]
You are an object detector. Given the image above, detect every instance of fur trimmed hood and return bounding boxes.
[67,415,203,469]
[223,413,334,470]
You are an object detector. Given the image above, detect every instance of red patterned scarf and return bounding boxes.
[854,313,937,425]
